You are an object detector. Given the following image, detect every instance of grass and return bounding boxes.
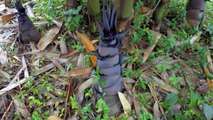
[0,0,212,119]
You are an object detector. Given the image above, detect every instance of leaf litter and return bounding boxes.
[0,0,212,119]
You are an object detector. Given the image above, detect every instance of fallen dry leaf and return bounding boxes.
[118,92,131,114]
[153,101,160,120]
[48,116,62,120]
[142,31,162,63]
[0,48,8,65]
[197,83,209,94]
[37,26,61,51]
[64,67,92,77]
[76,31,96,66]
[76,53,85,67]
[11,93,31,119]
[59,39,68,54]
[152,76,179,93]
[141,73,179,93]
[140,6,152,14]
[2,13,16,23]
[204,66,213,90]
[44,14,63,27]
[207,51,213,73]
[122,77,136,84]
[190,31,202,44]
[60,50,79,58]
[77,78,93,103]
[0,78,27,95]
[132,92,141,115]
[0,70,10,80]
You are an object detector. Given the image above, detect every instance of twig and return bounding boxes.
[1,101,13,120]
[152,0,161,13]
[22,56,29,78]
[50,59,65,72]
[0,24,18,29]
[8,66,25,85]
[0,78,26,96]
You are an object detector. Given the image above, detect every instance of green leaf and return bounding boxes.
[162,93,179,107]
[203,104,213,120]
[189,92,199,109]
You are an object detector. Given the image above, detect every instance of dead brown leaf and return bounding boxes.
[0,70,10,80]
[140,7,152,14]
[77,78,93,103]
[132,92,141,115]
[64,67,92,77]
[37,26,61,51]
[76,31,96,66]
[153,101,160,120]
[11,93,31,119]
[189,31,202,44]
[122,77,136,84]
[118,92,131,114]
[60,50,79,58]
[59,39,68,54]
[2,13,16,23]
[152,76,179,93]
[48,116,62,120]
[197,83,209,94]
[142,30,162,63]
[77,53,85,67]
[141,73,179,93]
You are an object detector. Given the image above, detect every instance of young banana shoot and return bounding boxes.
[93,1,128,115]
[15,0,41,43]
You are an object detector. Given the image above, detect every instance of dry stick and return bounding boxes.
[0,78,27,96]
[19,50,41,56]
[22,56,29,78]
[0,24,18,29]
[146,0,161,16]
[64,80,73,120]
[50,59,65,72]
[152,0,161,13]
[9,66,25,85]
[1,101,13,120]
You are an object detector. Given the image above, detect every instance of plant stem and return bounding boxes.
[153,0,170,28]
[88,0,101,17]
[115,0,133,20]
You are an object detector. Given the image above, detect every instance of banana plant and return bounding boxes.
[93,1,128,115]
[15,0,41,43]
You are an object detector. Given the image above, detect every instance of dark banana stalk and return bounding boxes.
[93,1,128,115]
[186,0,205,26]
[15,0,41,43]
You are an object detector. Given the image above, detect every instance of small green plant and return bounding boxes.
[63,6,83,31]
[95,99,110,120]
[162,93,179,108]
